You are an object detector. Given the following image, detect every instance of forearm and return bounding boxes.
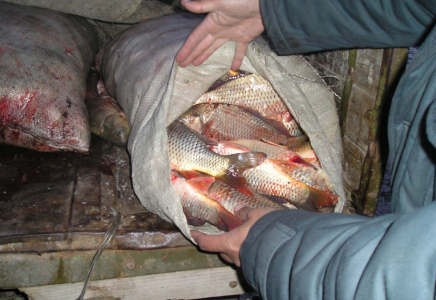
[240,202,436,299]
[260,0,435,54]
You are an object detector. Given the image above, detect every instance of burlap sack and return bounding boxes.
[98,13,345,240]
[0,2,97,152]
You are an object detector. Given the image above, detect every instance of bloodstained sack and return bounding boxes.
[0,2,98,152]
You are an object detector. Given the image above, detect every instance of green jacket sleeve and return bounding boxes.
[260,0,435,54]
[240,203,436,299]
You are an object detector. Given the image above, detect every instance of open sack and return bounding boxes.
[97,13,345,240]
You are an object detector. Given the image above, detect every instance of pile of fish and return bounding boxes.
[168,71,338,231]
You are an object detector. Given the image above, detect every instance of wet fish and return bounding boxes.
[207,139,337,210]
[167,120,266,196]
[171,172,242,231]
[195,71,303,137]
[204,179,295,212]
[229,139,314,166]
[270,160,334,193]
[180,104,302,147]
[85,70,130,147]
[242,160,338,211]
[227,139,332,192]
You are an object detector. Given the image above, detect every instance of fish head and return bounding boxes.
[102,112,131,147]
[178,104,215,132]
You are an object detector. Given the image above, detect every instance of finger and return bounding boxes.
[181,0,221,14]
[191,230,226,253]
[231,42,248,71]
[192,38,226,66]
[176,19,213,64]
[180,33,216,67]
[234,205,251,221]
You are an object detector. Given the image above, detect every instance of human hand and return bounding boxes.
[191,205,276,267]
[176,0,265,71]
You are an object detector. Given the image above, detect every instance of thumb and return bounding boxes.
[181,0,220,14]
[234,205,251,222]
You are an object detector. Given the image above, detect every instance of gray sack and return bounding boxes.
[0,2,97,152]
[97,13,345,240]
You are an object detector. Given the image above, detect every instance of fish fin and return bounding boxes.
[206,70,251,93]
[218,151,267,196]
[200,120,214,137]
[227,69,240,77]
[216,173,254,197]
[217,208,243,231]
[306,187,338,209]
[226,151,267,171]
[178,170,204,180]
[187,177,215,194]
[261,194,296,209]
[262,118,293,136]
[262,139,287,148]
[207,141,250,155]
[238,109,292,137]
[269,158,315,169]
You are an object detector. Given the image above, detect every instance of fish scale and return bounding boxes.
[167,121,230,176]
[195,73,303,136]
[206,180,293,213]
[183,104,295,146]
[167,120,266,196]
[171,174,242,231]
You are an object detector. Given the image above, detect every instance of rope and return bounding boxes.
[76,212,121,300]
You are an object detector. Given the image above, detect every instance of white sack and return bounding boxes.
[98,13,345,240]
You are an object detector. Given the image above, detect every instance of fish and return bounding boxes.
[167,120,266,196]
[180,104,302,147]
[195,71,303,137]
[171,172,243,231]
[85,70,130,147]
[227,139,333,192]
[229,139,315,166]
[270,160,335,193]
[207,139,338,210]
[242,160,338,211]
[203,179,295,212]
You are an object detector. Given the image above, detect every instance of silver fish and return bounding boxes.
[195,71,303,136]
[171,172,242,231]
[167,120,266,196]
[180,104,302,147]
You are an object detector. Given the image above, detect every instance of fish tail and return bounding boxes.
[306,187,339,210]
[227,151,267,171]
[217,208,243,231]
[219,152,267,196]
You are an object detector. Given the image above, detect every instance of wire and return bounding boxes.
[76,212,121,300]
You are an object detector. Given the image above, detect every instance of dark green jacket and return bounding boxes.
[241,0,436,299]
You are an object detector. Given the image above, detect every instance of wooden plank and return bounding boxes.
[0,247,227,288]
[20,267,247,300]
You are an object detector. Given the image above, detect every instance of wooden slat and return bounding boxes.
[21,267,247,300]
